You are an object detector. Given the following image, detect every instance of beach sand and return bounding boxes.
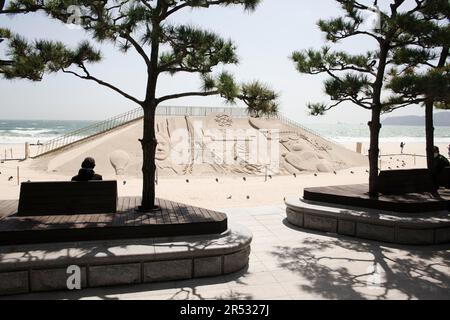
[0,141,441,210]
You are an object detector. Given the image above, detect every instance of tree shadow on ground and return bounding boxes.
[1,266,253,300]
[273,220,450,300]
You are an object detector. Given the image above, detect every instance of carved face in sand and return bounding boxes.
[155,133,170,161]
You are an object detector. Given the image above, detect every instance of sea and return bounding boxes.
[1,119,450,145]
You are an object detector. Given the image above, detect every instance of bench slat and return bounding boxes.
[18,181,117,216]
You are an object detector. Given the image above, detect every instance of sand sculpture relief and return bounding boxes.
[30,115,365,177]
[280,133,333,173]
[109,150,131,175]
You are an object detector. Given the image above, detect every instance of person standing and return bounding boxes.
[400,142,405,154]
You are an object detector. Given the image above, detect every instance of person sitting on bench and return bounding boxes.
[432,146,450,189]
[71,157,103,182]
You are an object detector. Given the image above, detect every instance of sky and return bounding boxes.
[0,0,443,123]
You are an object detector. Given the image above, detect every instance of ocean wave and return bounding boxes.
[330,136,450,144]
[0,129,62,136]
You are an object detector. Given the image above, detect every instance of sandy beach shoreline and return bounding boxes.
[0,141,443,210]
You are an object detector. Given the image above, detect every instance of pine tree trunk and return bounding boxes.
[368,109,381,196]
[368,41,389,197]
[425,101,434,171]
[140,103,158,211]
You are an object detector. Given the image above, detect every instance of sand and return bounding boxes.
[1,113,444,210]
[0,140,440,210]
[28,115,367,177]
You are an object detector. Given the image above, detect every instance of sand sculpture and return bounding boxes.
[30,114,367,177]
[109,150,131,175]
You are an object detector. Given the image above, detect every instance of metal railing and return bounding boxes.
[34,105,333,158]
[155,105,248,117]
[34,106,248,157]
[272,114,333,143]
[35,107,144,157]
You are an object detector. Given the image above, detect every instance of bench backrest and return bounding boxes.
[378,169,434,194]
[437,167,450,188]
[18,180,117,216]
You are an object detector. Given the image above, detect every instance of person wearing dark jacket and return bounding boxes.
[71,157,103,182]
[432,146,450,189]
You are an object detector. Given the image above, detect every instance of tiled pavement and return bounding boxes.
[3,205,450,300]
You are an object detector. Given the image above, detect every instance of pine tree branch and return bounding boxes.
[62,66,142,105]
[163,2,190,18]
[121,33,151,67]
[157,90,220,103]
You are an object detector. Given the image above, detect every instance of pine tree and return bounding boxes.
[385,1,449,170]
[0,0,271,210]
[240,81,279,118]
[291,0,447,195]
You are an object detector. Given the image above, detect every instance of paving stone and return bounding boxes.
[31,267,87,292]
[0,271,28,295]
[286,208,304,227]
[224,247,250,274]
[143,259,192,282]
[435,227,450,244]
[194,256,222,278]
[397,228,434,245]
[356,222,395,243]
[304,214,337,233]
[89,263,141,287]
[338,220,356,236]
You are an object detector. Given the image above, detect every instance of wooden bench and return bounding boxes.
[378,169,435,194]
[437,167,450,189]
[17,181,117,216]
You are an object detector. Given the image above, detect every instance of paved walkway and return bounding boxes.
[3,205,450,300]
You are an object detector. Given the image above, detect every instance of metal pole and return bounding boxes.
[17,166,19,186]
[24,142,29,160]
